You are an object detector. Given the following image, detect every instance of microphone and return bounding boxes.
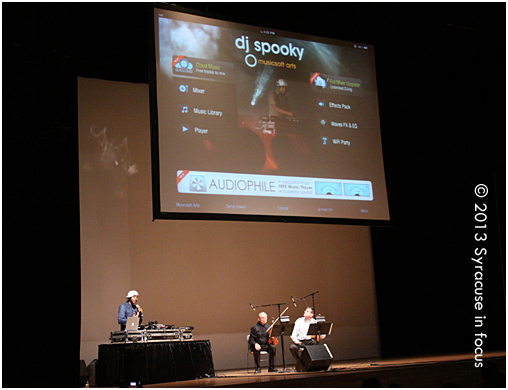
[250,303,256,311]
[291,296,297,307]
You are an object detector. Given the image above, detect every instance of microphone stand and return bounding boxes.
[273,303,291,373]
[297,290,320,315]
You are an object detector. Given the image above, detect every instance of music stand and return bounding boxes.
[307,322,333,340]
[270,323,294,373]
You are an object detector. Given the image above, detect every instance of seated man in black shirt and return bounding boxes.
[249,312,276,373]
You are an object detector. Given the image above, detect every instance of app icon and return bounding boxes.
[190,175,206,192]
[314,76,327,89]
[179,85,188,93]
[173,56,194,74]
[174,58,193,71]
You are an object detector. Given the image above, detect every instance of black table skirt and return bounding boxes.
[96,340,215,386]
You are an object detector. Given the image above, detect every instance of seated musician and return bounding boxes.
[249,312,276,373]
[289,307,325,370]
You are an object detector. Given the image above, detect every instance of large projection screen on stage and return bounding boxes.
[150,5,390,224]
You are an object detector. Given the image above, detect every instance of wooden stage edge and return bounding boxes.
[143,351,505,388]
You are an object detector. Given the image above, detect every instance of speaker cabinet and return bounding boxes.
[300,344,333,372]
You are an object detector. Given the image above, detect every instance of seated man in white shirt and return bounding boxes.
[290,307,324,371]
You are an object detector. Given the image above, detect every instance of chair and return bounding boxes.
[246,335,271,372]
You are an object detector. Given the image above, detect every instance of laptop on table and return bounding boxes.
[125,316,140,331]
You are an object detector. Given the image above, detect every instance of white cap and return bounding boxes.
[276,79,288,87]
[126,290,139,299]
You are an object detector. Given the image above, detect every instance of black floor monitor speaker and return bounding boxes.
[300,344,333,372]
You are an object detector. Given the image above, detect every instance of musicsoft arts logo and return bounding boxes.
[173,55,194,74]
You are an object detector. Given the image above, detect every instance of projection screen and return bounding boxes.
[150,5,390,224]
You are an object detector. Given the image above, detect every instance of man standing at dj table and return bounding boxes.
[268,79,294,119]
[249,312,276,373]
[118,290,143,330]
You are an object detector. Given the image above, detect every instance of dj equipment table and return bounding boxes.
[96,340,215,386]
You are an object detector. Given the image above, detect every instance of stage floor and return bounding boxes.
[144,351,505,388]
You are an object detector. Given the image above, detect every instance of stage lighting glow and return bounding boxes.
[250,66,273,106]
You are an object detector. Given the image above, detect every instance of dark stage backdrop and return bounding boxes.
[3,3,505,387]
